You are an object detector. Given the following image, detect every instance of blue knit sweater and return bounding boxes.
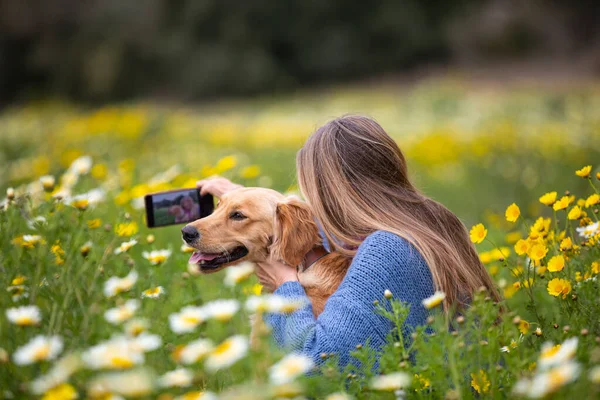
[265,230,435,367]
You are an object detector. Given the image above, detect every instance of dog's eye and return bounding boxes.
[229,211,246,221]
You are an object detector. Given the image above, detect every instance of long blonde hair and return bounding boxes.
[297,115,501,309]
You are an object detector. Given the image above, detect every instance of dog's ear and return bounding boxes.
[270,196,321,267]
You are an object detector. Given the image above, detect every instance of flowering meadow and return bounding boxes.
[1,83,600,399]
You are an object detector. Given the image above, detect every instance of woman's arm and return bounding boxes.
[264,231,435,367]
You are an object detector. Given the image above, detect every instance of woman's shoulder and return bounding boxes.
[359,230,412,252]
[356,230,427,269]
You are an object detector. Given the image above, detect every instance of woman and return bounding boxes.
[198,115,500,366]
[176,195,199,223]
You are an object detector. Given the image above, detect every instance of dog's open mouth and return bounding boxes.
[188,246,249,270]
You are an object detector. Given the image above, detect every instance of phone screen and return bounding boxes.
[144,189,213,228]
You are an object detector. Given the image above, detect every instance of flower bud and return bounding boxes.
[40,175,56,192]
[384,289,393,299]
[6,187,15,200]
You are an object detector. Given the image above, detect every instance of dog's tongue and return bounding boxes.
[189,252,220,264]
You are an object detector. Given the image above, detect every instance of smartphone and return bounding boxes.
[144,188,214,228]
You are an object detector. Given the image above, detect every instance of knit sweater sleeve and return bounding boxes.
[264,230,435,367]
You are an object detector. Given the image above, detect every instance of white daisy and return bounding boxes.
[39,175,56,190]
[126,333,162,353]
[142,249,172,265]
[174,391,219,400]
[589,365,600,383]
[223,262,255,286]
[269,353,314,384]
[370,372,412,391]
[202,299,240,322]
[66,188,106,209]
[69,155,93,175]
[6,305,41,326]
[204,335,249,372]
[538,337,578,370]
[158,368,194,388]
[114,240,138,255]
[576,222,599,238]
[245,295,307,314]
[326,393,353,400]
[181,243,195,253]
[528,362,581,398]
[8,285,29,302]
[104,299,140,325]
[13,335,64,365]
[22,234,43,245]
[30,353,82,394]
[27,216,48,230]
[104,270,138,297]
[179,338,214,365]
[141,286,165,299]
[87,368,154,398]
[422,291,446,309]
[124,318,149,337]
[82,337,144,370]
[169,306,207,334]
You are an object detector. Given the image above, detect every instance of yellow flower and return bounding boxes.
[470,370,490,394]
[505,231,522,244]
[41,383,77,400]
[503,284,518,299]
[559,237,573,251]
[505,203,520,222]
[11,275,27,285]
[87,219,102,229]
[552,196,570,211]
[575,165,592,178]
[591,261,600,274]
[240,165,261,179]
[214,155,237,173]
[52,243,65,265]
[242,283,263,296]
[567,206,582,220]
[539,191,557,206]
[547,278,572,298]
[469,223,487,244]
[585,194,600,208]
[91,163,108,180]
[518,320,530,334]
[115,222,138,237]
[528,244,548,261]
[547,255,565,272]
[514,239,530,256]
[414,374,431,391]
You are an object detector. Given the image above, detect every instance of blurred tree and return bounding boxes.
[0,0,598,104]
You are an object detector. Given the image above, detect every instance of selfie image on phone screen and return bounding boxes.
[145,189,213,228]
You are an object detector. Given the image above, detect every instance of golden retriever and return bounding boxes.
[181,187,351,316]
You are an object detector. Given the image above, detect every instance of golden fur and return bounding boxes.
[185,187,350,316]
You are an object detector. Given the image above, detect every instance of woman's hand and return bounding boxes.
[256,255,299,293]
[196,177,243,198]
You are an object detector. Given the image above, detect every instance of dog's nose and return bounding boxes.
[181,225,199,243]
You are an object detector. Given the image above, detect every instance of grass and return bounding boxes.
[1,80,600,399]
